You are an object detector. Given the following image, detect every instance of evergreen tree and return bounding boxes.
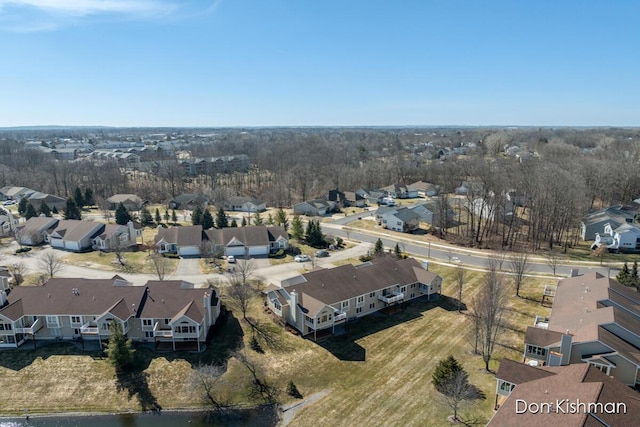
[84,188,95,207]
[632,261,639,289]
[432,355,467,394]
[39,201,52,217]
[163,209,170,224]
[266,213,274,225]
[192,205,203,226]
[374,238,384,257]
[18,198,27,216]
[241,216,247,227]
[253,211,263,226]
[394,242,402,259]
[275,208,289,230]
[115,202,132,225]
[155,208,162,224]
[52,205,58,214]
[201,209,214,229]
[73,186,85,210]
[291,215,304,240]
[231,218,238,227]
[24,203,37,220]
[216,207,228,228]
[140,207,154,227]
[171,209,178,223]
[305,219,325,248]
[106,321,134,373]
[617,262,631,286]
[63,198,82,220]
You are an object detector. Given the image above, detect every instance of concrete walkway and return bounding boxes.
[279,389,330,427]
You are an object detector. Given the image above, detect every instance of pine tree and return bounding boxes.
[632,261,639,289]
[52,206,58,214]
[201,209,214,229]
[617,262,631,286]
[84,188,95,207]
[291,215,304,240]
[63,199,82,220]
[106,321,134,373]
[192,205,203,226]
[18,198,27,216]
[155,208,162,224]
[241,216,247,227]
[216,207,228,228]
[115,202,132,225]
[266,213,274,225]
[39,201,52,217]
[24,203,37,219]
[432,355,467,393]
[305,219,325,248]
[73,187,85,210]
[163,209,170,224]
[140,207,154,227]
[171,209,178,224]
[231,218,238,227]
[253,211,263,226]
[394,242,402,259]
[275,208,289,230]
[374,238,384,257]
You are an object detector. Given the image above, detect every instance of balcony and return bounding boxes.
[543,285,556,298]
[334,311,347,322]
[153,322,173,338]
[534,315,550,329]
[15,318,43,334]
[80,322,99,335]
[378,292,404,305]
[304,318,315,329]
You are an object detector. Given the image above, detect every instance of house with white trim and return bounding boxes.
[45,220,105,252]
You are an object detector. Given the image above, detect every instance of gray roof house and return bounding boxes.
[154,225,204,257]
[293,199,334,216]
[17,216,60,245]
[168,193,209,210]
[92,222,140,252]
[580,205,637,241]
[205,226,288,258]
[223,196,266,213]
[266,257,442,339]
[107,194,144,211]
[45,220,105,252]
[26,192,67,211]
[375,206,420,233]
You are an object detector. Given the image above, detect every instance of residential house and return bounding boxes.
[327,190,347,209]
[17,216,59,245]
[581,205,637,241]
[293,199,334,216]
[266,257,442,338]
[0,267,10,292]
[205,226,288,258]
[376,206,420,233]
[466,197,514,222]
[593,222,640,253]
[407,180,439,197]
[0,209,18,237]
[107,194,144,211]
[92,222,140,251]
[381,183,417,199]
[489,359,640,426]
[0,276,220,352]
[46,220,105,252]
[26,192,67,211]
[0,186,35,201]
[523,271,640,387]
[410,202,435,226]
[223,196,266,213]
[154,225,203,257]
[343,191,366,208]
[355,188,386,206]
[167,193,209,210]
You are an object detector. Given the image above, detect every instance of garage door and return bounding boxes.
[178,246,200,257]
[226,246,245,257]
[248,246,269,256]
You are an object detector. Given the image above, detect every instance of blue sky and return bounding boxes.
[0,0,638,127]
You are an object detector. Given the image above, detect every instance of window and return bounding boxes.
[50,328,61,337]
[46,316,59,328]
[526,345,547,357]
[356,307,362,314]
[411,284,415,288]
[273,300,282,311]
[499,381,515,393]
[0,323,11,331]
[369,303,375,309]
[142,319,153,328]
[70,316,81,325]
[356,296,365,307]
[144,331,154,338]
[74,328,80,335]
[341,300,349,310]
[400,286,407,293]
[164,319,170,325]
[369,292,376,298]
[410,293,415,298]
[321,314,328,323]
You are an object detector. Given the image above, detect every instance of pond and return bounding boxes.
[0,407,279,427]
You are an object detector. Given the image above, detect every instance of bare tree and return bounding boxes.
[8,262,26,287]
[234,351,280,404]
[455,265,465,313]
[438,370,485,422]
[200,240,223,266]
[471,268,507,372]
[591,245,609,266]
[545,249,561,276]
[508,249,530,297]
[150,253,170,281]
[38,251,64,279]
[188,364,232,411]
[226,259,256,321]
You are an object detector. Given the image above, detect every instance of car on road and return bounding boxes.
[315,249,329,258]
[294,254,311,262]
[226,255,236,264]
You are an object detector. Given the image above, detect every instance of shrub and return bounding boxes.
[269,249,285,258]
[250,336,263,353]
[161,253,180,259]
[286,381,302,399]
[15,247,32,254]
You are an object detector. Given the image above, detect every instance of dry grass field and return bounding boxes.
[0,264,550,426]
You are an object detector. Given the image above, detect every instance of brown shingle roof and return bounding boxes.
[155,225,203,247]
[50,220,104,243]
[524,326,566,347]
[495,358,556,384]
[138,281,211,322]
[597,327,640,365]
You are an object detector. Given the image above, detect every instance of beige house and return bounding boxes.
[17,216,60,245]
[266,256,442,339]
[92,221,141,251]
[524,271,640,387]
[0,276,220,351]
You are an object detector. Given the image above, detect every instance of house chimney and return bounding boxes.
[570,269,579,277]
[0,290,7,306]
[290,290,298,324]
[422,260,429,271]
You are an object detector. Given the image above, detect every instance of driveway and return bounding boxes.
[172,257,201,277]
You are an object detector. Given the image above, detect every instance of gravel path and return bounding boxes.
[279,390,330,427]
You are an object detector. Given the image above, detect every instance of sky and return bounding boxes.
[0,0,639,127]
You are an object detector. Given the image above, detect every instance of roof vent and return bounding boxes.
[92,296,96,301]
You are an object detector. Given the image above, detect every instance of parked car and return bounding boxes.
[226,255,236,264]
[294,254,311,262]
[2,200,15,206]
[315,249,329,258]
